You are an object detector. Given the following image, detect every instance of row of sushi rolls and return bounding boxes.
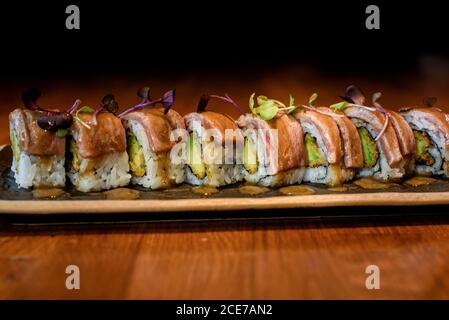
[8,85,449,193]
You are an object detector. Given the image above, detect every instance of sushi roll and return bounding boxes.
[294,107,359,186]
[335,86,415,181]
[67,95,131,192]
[400,104,449,177]
[236,94,307,187]
[119,88,185,189]
[183,94,244,187]
[9,89,68,189]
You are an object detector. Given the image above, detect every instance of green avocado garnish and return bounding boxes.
[188,132,206,179]
[304,133,326,168]
[11,130,20,164]
[358,127,379,168]
[127,132,146,177]
[70,140,81,172]
[244,136,258,174]
[414,130,435,166]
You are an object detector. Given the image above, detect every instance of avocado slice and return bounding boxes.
[10,129,20,165]
[188,132,206,179]
[243,136,258,174]
[358,127,379,168]
[70,140,81,172]
[127,132,146,177]
[304,133,326,168]
[414,130,435,166]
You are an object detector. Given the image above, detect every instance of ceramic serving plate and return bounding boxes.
[1,145,449,215]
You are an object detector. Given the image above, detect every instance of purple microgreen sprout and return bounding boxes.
[197,93,244,115]
[93,94,119,125]
[22,88,43,111]
[423,96,437,108]
[337,85,389,141]
[117,88,176,119]
[24,88,81,134]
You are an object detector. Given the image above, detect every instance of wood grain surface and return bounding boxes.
[2,110,449,299]
[1,213,449,299]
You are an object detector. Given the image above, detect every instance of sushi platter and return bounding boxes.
[2,144,449,215]
[2,86,449,215]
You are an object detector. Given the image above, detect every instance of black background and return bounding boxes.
[1,0,448,78]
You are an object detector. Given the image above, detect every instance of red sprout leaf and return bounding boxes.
[93,94,119,125]
[423,96,437,108]
[67,99,82,115]
[137,87,151,100]
[22,88,42,111]
[117,89,177,119]
[340,85,366,105]
[36,99,81,132]
[197,94,210,113]
[22,88,79,132]
[37,113,73,132]
[161,89,176,114]
[199,93,244,115]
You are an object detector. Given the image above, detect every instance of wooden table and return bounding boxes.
[2,102,449,300]
[1,210,449,299]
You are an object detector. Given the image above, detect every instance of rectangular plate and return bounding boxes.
[2,145,449,215]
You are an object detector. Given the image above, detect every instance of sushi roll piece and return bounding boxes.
[9,89,68,189]
[236,94,307,187]
[68,95,131,192]
[294,107,359,186]
[400,104,449,177]
[183,94,244,187]
[9,109,66,189]
[335,86,415,181]
[119,88,185,189]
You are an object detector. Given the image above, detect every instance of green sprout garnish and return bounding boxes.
[73,106,94,129]
[249,93,294,121]
[308,92,318,106]
[329,101,350,112]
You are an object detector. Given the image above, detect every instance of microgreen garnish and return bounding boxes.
[249,93,287,120]
[74,106,95,129]
[340,85,366,105]
[336,85,390,141]
[423,96,437,108]
[22,88,43,111]
[92,94,119,125]
[329,101,350,112]
[249,93,342,121]
[137,87,151,100]
[24,88,81,133]
[371,92,390,142]
[117,88,176,119]
[308,93,318,106]
[288,94,295,113]
[249,93,255,114]
[196,93,244,115]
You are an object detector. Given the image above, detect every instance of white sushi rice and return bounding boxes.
[127,120,185,189]
[240,126,305,187]
[68,151,131,193]
[352,120,404,181]
[185,123,243,187]
[12,152,65,189]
